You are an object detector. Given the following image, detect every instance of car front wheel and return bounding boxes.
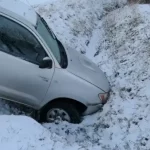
[40,102,81,124]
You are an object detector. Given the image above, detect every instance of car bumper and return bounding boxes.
[83,91,110,115]
[83,103,103,115]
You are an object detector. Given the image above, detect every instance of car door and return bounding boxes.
[0,15,54,108]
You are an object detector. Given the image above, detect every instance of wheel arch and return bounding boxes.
[41,98,87,114]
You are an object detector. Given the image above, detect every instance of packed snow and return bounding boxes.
[0,0,150,149]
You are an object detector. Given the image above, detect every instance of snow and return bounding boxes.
[0,0,37,26]
[1,0,150,149]
[20,0,54,5]
[0,115,80,150]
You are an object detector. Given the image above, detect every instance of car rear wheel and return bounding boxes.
[40,102,81,124]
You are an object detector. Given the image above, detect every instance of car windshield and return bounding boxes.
[36,16,67,68]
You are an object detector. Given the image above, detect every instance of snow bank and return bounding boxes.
[0,115,53,150]
[0,115,80,150]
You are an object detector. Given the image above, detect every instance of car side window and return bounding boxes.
[0,15,47,65]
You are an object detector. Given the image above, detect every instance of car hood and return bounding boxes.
[66,47,110,92]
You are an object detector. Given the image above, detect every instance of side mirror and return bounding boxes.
[39,57,52,69]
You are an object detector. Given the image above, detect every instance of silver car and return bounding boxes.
[0,1,110,123]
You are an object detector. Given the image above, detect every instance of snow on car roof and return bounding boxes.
[0,0,37,26]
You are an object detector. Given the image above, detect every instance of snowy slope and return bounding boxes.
[0,115,81,150]
[35,0,127,54]
[41,4,150,149]
[1,0,150,149]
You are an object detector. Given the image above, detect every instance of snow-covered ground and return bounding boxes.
[0,115,83,150]
[1,0,150,149]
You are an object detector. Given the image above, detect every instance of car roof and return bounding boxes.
[0,0,37,27]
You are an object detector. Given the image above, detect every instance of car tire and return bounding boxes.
[40,102,81,124]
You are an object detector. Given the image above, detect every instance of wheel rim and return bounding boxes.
[46,108,71,123]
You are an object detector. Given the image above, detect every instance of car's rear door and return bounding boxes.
[0,15,54,108]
